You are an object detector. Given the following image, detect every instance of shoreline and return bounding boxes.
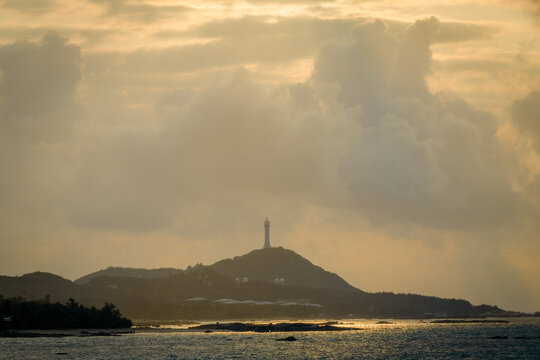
[2,317,532,337]
[1,328,134,338]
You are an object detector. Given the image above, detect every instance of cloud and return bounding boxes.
[2,0,55,14]
[511,90,540,152]
[436,22,500,43]
[168,15,496,45]
[70,17,521,233]
[62,69,344,233]
[0,18,523,239]
[0,31,81,115]
[313,18,519,230]
[0,26,119,46]
[0,32,82,243]
[72,16,505,83]
[180,16,361,41]
[89,0,191,23]
[525,0,540,21]
[245,0,333,3]
[0,31,82,141]
[433,58,509,73]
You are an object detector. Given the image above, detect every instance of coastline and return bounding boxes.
[4,317,535,338]
[1,328,134,338]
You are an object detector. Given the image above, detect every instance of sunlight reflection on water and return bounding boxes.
[2,318,539,359]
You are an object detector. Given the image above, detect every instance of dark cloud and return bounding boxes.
[0,31,81,117]
[511,90,540,152]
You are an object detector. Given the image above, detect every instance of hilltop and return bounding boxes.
[0,272,81,300]
[210,247,360,292]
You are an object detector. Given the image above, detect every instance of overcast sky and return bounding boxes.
[1,0,540,312]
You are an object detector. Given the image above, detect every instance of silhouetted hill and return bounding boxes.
[211,247,360,292]
[75,267,184,285]
[0,272,80,301]
[0,249,523,320]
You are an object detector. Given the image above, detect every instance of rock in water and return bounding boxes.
[275,336,297,342]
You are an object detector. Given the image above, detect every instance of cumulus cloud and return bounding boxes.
[313,18,518,230]
[62,69,346,233]
[66,17,520,234]
[0,18,523,240]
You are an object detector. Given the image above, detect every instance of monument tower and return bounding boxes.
[263,217,271,249]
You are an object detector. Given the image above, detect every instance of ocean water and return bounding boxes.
[2,318,540,359]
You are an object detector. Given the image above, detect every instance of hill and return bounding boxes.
[75,267,184,285]
[0,248,519,320]
[0,272,81,301]
[210,247,360,292]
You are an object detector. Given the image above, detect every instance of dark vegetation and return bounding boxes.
[0,296,131,330]
[0,247,522,320]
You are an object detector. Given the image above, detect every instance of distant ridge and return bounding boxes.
[210,247,361,292]
[75,267,184,284]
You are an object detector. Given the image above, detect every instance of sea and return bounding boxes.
[2,318,540,359]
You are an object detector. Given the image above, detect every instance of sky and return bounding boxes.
[1,0,540,312]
